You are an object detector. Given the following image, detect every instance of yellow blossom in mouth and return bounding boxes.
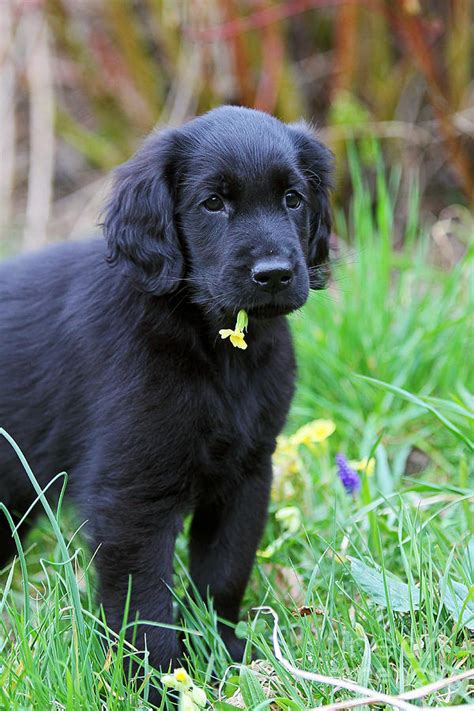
[349,457,375,476]
[219,309,249,350]
[290,419,336,446]
[218,328,248,349]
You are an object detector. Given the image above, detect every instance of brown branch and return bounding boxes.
[387,3,474,202]
[221,0,254,105]
[254,0,285,113]
[186,0,358,43]
[332,2,359,96]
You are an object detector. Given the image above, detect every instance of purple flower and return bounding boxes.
[336,453,360,495]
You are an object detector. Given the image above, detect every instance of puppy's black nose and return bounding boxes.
[251,259,294,293]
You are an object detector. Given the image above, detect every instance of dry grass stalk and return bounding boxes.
[0,0,15,241]
[23,4,54,251]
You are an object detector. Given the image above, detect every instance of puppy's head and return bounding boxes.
[103,106,333,317]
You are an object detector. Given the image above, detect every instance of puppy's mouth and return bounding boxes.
[197,279,308,320]
[217,290,308,320]
[246,302,299,319]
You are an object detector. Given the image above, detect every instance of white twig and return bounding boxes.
[317,672,474,711]
[400,669,474,701]
[255,606,474,710]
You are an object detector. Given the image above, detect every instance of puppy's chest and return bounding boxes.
[190,362,282,483]
[199,375,260,454]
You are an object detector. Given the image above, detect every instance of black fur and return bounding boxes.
[0,106,332,688]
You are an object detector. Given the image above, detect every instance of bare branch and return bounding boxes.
[255,606,474,710]
[23,5,54,251]
[0,0,15,241]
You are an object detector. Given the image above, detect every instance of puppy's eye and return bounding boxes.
[202,195,225,212]
[285,191,302,209]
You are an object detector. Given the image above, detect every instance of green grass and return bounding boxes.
[1,157,473,709]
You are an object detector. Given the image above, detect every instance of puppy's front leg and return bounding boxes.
[189,454,272,659]
[93,512,183,673]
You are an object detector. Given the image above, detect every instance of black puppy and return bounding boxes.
[0,106,332,678]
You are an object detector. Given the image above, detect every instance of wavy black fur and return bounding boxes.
[0,106,333,695]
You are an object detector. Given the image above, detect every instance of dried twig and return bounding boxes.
[23,4,54,250]
[387,4,474,201]
[0,0,15,240]
[254,0,285,114]
[187,0,357,42]
[317,669,474,710]
[161,34,201,128]
[255,606,474,710]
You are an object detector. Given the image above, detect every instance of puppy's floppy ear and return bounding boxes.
[102,128,183,296]
[289,122,334,289]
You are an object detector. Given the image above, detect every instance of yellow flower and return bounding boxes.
[274,435,300,472]
[258,506,302,558]
[272,435,302,501]
[189,685,207,708]
[180,695,196,711]
[219,328,248,349]
[258,539,282,558]
[162,667,192,691]
[274,434,294,458]
[219,309,248,349]
[180,689,207,710]
[290,419,336,447]
[275,505,301,534]
[349,457,375,476]
[162,668,207,709]
[175,669,189,684]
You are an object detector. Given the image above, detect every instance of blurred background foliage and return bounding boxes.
[0,0,472,252]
